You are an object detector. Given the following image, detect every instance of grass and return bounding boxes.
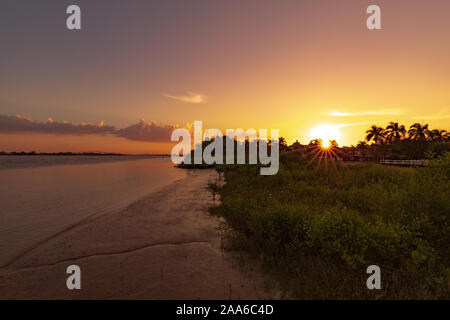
[209,152,450,299]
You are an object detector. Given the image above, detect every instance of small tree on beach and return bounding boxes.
[206,182,220,205]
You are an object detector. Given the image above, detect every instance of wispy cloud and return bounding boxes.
[337,122,369,128]
[411,108,450,120]
[411,115,450,120]
[162,92,206,104]
[329,109,403,117]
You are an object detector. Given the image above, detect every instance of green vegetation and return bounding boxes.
[210,152,450,299]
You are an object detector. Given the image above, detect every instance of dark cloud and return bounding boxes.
[0,114,181,142]
[0,114,115,135]
[114,119,179,142]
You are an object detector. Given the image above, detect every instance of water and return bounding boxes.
[0,155,162,170]
[0,156,186,266]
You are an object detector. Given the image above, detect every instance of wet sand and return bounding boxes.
[0,169,267,299]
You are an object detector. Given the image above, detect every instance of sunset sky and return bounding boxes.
[1,0,449,153]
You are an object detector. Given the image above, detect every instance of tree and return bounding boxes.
[365,125,385,144]
[408,123,430,140]
[330,140,339,148]
[206,182,220,204]
[385,122,406,142]
[428,129,447,142]
[278,137,288,150]
[356,141,368,150]
[309,139,322,147]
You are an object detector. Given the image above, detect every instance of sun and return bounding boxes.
[322,140,331,149]
[310,125,341,147]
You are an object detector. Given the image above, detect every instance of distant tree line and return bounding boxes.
[0,151,125,156]
[356,122,449,160]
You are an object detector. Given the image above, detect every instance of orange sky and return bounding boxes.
[0,1,449,153]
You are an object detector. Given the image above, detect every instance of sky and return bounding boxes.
[0,0,449,153]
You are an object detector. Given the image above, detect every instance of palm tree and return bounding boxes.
[408,123,430,140]
[428,129,447,142]
[278,137,287,150]
[385,122,406,142]
[356,141,368,150]
[365,125,385,144]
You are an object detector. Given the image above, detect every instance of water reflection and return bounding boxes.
[0,157,186,266]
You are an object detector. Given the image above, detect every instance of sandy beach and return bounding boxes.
[0,169,267,299]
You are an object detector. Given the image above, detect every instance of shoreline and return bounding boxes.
[0,169,267,299]
[0,154,169,171]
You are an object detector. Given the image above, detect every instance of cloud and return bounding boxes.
[337,122,369,128]
[0,114,191,143]
[329,109,403,117]
[163,92,206,104]
[114,118,179,142]
[411,115,450,120]
[411,109,450,120]
[0,114,115,135]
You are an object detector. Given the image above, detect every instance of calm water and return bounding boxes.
[0,156,186,266]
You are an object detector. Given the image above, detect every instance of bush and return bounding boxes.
[211,152,450,298]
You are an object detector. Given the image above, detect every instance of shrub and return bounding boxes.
[212,153,450,298]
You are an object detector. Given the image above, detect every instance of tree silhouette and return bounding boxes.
[309,139,322,147]
[365,125,385,144]
[330,140,339,148]
[278,137,288,150]
[356,140,368,150]
[408,123,430,140]
[428,129,447,142]
[385,122,406,142]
